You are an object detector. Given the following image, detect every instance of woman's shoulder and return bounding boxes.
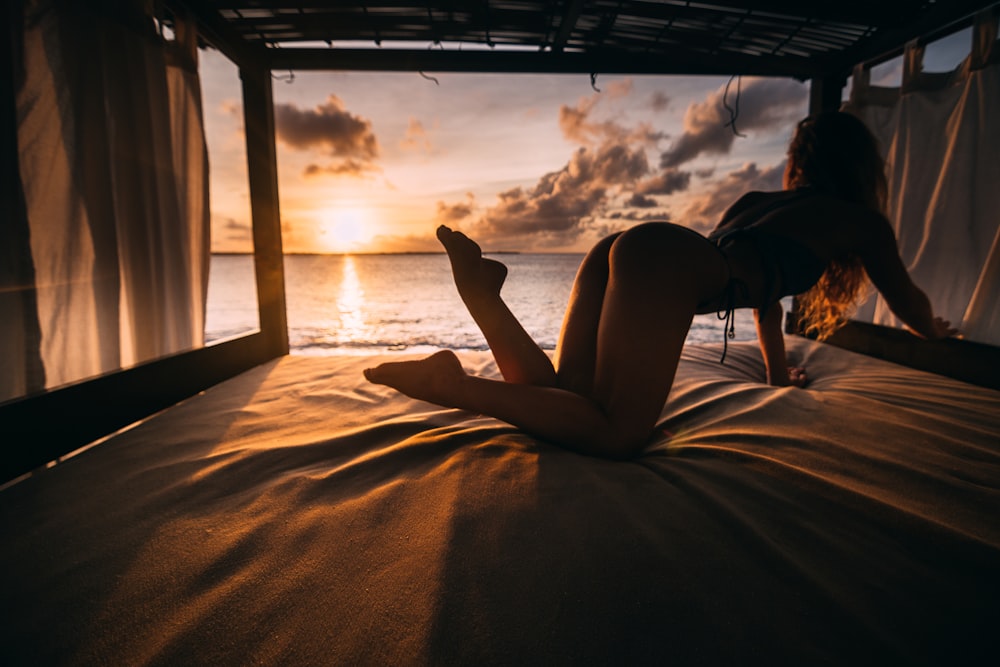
[793,197,894,259]
[712,190,783,234]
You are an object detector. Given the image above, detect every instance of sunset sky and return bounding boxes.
[199,30,970,255]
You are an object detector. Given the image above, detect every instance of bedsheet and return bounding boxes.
[2,339,999,665]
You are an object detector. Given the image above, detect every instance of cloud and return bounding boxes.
[634,168,691,196]
[303,159,380,179]
[400,117,433,153]
[679,161,786,232]
[274,94,379,160]
[435,193,476,223]
[558,95,613,144]
[659,78,806,168]
[558,82,665,147]
[626,193,659,208]
[606,209,672,222]
[219,100,241,117]
[649,91,670,112]
[215,215,251,241]
[465,142,651,246]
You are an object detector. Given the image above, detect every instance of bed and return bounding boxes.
[2,338,998,665]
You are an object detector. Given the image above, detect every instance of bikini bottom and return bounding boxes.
[708,244,749,364]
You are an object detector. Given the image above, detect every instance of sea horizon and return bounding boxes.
[205,253,763,355]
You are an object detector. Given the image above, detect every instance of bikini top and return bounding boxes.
[707,190,828,362]
[708,189,828,310]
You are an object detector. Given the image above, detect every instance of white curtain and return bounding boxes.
[4,0,209,402]
[846,11,1000,345]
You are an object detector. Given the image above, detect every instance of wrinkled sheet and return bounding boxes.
[2,339,999,666]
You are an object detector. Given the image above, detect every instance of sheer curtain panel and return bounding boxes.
[3,0,209,403]
[846,11,1000,345]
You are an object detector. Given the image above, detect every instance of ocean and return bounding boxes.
[205,253,765,354]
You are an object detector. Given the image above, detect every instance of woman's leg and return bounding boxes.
[365,223,728,458]
[552,232,620,396]
[436,225,556,386]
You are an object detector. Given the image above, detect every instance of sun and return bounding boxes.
[317,207,375,252]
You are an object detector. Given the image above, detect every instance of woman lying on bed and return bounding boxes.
[365,111,956,459]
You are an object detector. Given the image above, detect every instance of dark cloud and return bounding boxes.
[469,142,651,245]
[215,216,251,242]
[606,209,672,222]
[274,94,379,160]
[649,91,670,112]
[303,159,380,179]
[626,193,659,208]
[435,194,476,223]
[634,168,691,195]
[679,161,786,232]
[660,78,806,168]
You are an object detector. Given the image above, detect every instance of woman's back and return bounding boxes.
[710,189,898,307]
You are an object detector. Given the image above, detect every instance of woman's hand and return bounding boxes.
[766,363,808,387]
[787,365,808,388]
[926,316,960,340]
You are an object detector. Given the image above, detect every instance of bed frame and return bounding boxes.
[3,0,998,484]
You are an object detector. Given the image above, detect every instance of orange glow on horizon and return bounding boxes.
[317,206,378,253]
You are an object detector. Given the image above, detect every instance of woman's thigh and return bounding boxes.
[589,223,729,446]
[553,232,620,395]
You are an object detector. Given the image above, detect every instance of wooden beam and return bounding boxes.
[169,0,269,70]
[552,0,585,52]
[267,46,815,79]
[817,321,1000,391]
[241,66,289,358]
[0,333,277,483]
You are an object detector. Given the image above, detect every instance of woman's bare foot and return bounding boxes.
[436,225,508,304]
[364,350,467,406]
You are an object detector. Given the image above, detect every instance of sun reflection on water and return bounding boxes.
[337,255,370,343]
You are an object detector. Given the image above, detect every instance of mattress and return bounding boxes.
[2,338,998,665]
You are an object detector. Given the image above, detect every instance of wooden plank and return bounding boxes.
[241,66,290,358]
[802,322,1000,390]
[168,0,268,71]
[0,334,276,483]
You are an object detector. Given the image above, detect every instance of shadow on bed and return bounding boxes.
[1,341,998,665]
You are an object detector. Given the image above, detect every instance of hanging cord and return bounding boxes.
[715,266,750,364]
[722,74,746,137]
[418,41,442,85]
[716,283,737,363]
[272,70,295,84]
[590,72,601,92]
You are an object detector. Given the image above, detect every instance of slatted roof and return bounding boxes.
[184,1,998,79]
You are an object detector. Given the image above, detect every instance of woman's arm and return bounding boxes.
[858,217,958,340]
[754,303,807,387]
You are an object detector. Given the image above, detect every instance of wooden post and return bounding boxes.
[808,74,846,115]
[241,66,289,357]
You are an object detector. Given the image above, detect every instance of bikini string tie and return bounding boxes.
[716,278,748,364]
[717,284,736,364]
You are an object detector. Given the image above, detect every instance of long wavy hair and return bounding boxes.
[784,111,888,340]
